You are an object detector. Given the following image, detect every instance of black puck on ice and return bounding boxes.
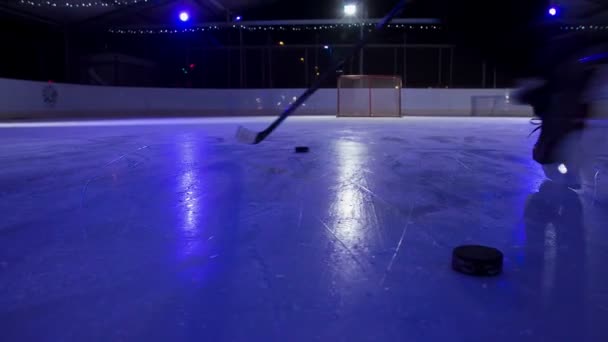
[452,245,503,276]
[295,146,310,153]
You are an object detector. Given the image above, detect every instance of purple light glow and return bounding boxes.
[179,11,190,22]
[549,7,557,16]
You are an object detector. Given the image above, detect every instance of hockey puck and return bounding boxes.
[452,245,503,276]
[295,146,310,153]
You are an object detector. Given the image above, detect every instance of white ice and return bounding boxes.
[1,116,608,341]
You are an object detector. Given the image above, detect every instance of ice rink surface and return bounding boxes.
[1,116,608,341]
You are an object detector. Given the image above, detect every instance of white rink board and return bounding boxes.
[0,77,533,120]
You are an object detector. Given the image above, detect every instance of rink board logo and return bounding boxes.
[42,84,59,107]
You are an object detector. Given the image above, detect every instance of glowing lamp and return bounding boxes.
[179,11,190,22]
[344,4,357,16]
[549,7,557,16]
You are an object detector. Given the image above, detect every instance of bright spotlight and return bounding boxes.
[558,163,568,174]
[235,16,242,21]
[344,4,357,16]
[324,45,329,49]
[549,7,557,16]
[179,11,190,22]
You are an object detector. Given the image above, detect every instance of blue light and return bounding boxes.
[578,52,608,63]
[549,7,557,16]
[179,11,190,22]
[235,16,242,21]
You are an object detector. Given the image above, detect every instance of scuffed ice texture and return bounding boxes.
[0,117,607,342]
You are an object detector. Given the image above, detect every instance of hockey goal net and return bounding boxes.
[337,75,403,117]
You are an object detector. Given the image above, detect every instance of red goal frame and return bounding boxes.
[337,75,403,117]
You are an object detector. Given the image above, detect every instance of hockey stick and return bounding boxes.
[236,0,410,144]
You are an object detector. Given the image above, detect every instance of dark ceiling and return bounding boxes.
[0,0,440,28]
[0,0,560,29]
[0,0,282,26]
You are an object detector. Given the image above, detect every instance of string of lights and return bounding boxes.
[561,25,608,30]
[106,23,608,35]
[18,0,147,7]
[109,24,443,35]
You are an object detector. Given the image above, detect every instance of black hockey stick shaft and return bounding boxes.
[239,0,409,144]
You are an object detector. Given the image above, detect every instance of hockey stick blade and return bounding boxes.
[235,0,410,145]
[236,125,264,144]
